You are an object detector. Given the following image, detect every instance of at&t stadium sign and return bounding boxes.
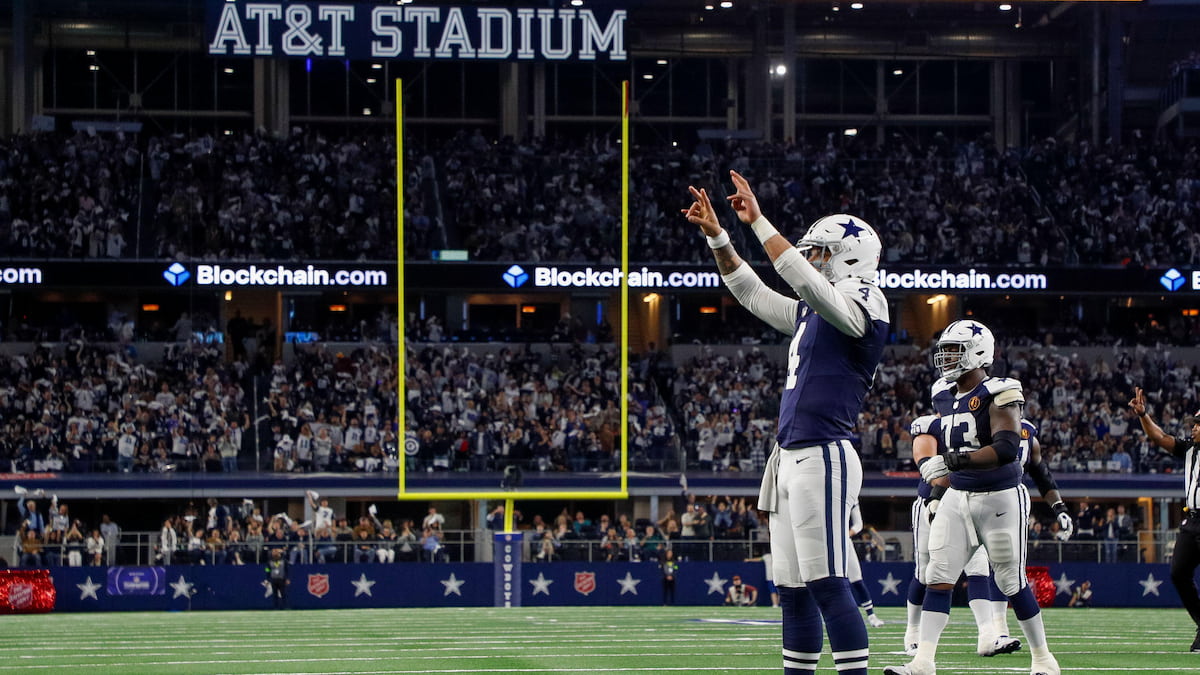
[206,2,626,62]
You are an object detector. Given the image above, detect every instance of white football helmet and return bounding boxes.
[933,319,995,382]
[795,214,881,282]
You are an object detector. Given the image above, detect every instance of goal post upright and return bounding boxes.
[395,79,631,504]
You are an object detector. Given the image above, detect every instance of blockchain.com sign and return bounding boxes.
[206,2,626,61]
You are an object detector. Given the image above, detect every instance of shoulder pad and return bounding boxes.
[834,278,890,322]
[910,414,941,436]
[931,378,955,398]
[1021,419,1037,437]
[983,377,1023,396]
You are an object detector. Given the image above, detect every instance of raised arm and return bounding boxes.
[1129,387,1183,457]
[682,184,797,334]
[726,171,872,337]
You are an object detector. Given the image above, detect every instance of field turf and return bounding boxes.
[1,606,1194,674]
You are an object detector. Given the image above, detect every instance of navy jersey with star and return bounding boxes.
[776,279,889,448]
[930,376,1026,492]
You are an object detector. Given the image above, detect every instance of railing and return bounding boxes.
[10,530,1177,568]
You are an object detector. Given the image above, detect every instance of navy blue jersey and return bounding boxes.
[910,414,943,499]
[930,376,1025,492]
[1019,419,1036,469]
[776,280,889,449]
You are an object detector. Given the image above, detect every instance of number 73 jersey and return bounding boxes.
[776,278,889,449]
[931,375,1026,492]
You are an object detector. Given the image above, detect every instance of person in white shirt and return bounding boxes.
[159,517,179,565]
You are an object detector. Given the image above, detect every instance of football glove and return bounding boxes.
[919,455,949,483]
[1052,501,1073,539]
[943,451,971,471]
[925,485,947,524]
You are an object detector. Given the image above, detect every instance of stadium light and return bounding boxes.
[927,294,948,305]
[850,2,864,9]
[843,128,858,136]
[999,3,1013,10]
[720,1,733,7]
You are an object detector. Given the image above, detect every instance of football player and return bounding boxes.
[847,501,886,628]
[683,171,889,675]
[885,319,1060,675]
[903,416,1022,659]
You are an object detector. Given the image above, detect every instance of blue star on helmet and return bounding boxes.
[968,323,983,336]
[839,219,865,238]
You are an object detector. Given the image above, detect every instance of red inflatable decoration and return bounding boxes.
[0,570,56,613]
[1026,566,1055,608]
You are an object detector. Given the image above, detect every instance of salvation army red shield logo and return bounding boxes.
[8,582,32,610]
[574,571,596,596]
[307,573,330,598]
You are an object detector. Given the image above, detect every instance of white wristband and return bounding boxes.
[706,230,730,249]
[749,215,780,245]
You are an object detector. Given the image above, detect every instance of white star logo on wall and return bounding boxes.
[1139,572,1164,597]
[877,572,902,596]
[704,572,728,595]
[529,572,554,596]
[441,573,465,597]
[616,572,642,596]
[1053,572,1076,596]
[170,575,194,599]
[76,577,101,601]
[351,573,377,598]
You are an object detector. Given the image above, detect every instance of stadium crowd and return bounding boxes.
[0,128,1197,267]
[5,488,771,567]
[0,339,679,475]
[6,483,1138,568]
[0,336,1193,478]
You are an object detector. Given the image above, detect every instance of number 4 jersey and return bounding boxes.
[776,277,889,449]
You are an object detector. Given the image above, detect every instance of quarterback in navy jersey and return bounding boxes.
[684,170,888,675]
[885,320,1060,675]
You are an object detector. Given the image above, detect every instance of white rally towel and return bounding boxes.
[758,443,782,514]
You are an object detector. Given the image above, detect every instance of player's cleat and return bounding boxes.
[868,613,886,628]
[993,636,1021,655]
[1030,654,1060,675]
[882,658,935,675]
[979,636,1021,656]
[1190,628,1200,652]
[904,643,919,657]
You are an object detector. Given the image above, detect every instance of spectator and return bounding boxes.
[420,526,444,563]
[724,575,758,606]
[85,528,105,566]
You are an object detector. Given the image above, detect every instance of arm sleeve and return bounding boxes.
[721,263,798,335]
[770,247,870,337]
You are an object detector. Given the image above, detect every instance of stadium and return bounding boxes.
[1,0,1200,673]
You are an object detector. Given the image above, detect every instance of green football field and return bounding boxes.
[1,606,1194,674]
